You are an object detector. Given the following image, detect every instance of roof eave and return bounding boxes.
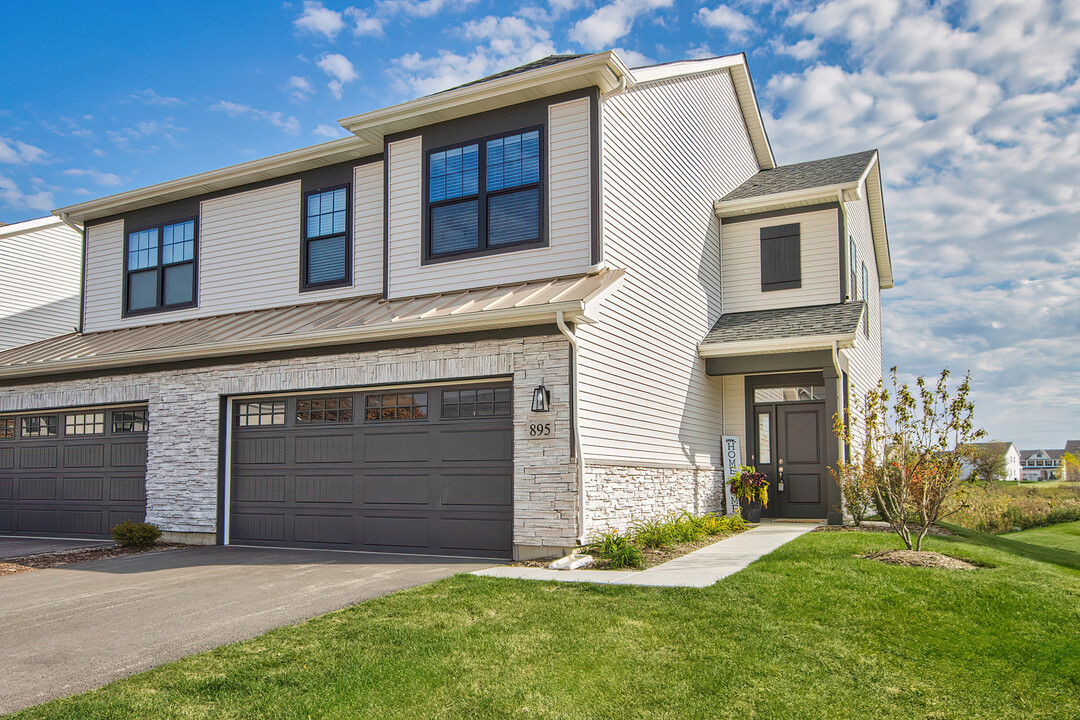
[0,215,67,239]
[863,154,894,289]
[698,332,858,358]
[714,184,853,217]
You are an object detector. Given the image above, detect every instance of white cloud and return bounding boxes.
[210,101,301,134]
[389,15,557,97]
[314,123,347,139]
[92,148,107,158]
[344,7,383,36]
[286,75,314,102]
[62,168,122,186]
[775,37,821,60]
[294,1,346,40]
[569,0,673,50]
[376,0,479,18]
[765,0,1080,445]
[0,137,47,164]
[317,53,359,99]
[0,174,53,212]
[132,88,184,106]
[612,46,654,67]
[696,5,757,40]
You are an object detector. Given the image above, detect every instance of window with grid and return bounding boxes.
[364,392,428,421]
[126,219,197,314]
[236,401,286,427]
[21,416,58,438]
[304,186,350,288]
[849,236,859,301]
[65,412,105,435]
[297,396,353,424]
[0,418,13,439]
[861,262,869,335]
[427,127,542,259]
[112,409,149,433]
[441,387,512,418]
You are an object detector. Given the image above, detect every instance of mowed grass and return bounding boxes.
[1007,520,1080,553]
[10,531,1080,720]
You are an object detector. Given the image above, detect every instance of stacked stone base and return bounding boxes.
[584,463,727,537]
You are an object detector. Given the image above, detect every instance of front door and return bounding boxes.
[775,403,828,519]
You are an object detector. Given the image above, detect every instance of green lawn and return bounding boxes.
[1007,521,1080,553]
[10,530,1080,720]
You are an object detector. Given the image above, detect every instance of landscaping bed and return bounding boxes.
[0,543,184,577]
[513,531,741,570]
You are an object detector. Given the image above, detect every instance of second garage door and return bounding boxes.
[229,383,513,557]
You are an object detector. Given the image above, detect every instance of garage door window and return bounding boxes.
[65,412,105,436]
[297,396,353,424]
[365,392,427,421]
[442,387,511,418]
[21,416,57,438]
[236,401,286,427]
[0,417,13,439]
[112,409,149,433]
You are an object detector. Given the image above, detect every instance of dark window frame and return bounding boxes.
[112,409,149,434]
[760,223,802,292]
[296,395,355,424]
[122,216,199,317]
[0,417,14,439]
[849,236,858,302]
[363,391,429,423]
[441,386,512,419]
[64,411,106,437]
[235,400,287,427]
[300,183,353,291]
[861,262,869,335]
[21,415,59,439]
[423,125,547,264]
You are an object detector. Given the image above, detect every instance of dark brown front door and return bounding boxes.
[775,403,828,519]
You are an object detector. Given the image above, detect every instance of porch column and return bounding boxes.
[823,365,843,525]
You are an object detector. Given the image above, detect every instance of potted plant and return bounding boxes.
[729,465,769,522]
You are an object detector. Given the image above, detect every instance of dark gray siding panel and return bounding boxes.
[0,406,148,538]
[230,383,513,557]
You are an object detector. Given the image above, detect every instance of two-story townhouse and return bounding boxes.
[0,216,82,351]
[0,51,892,560]
[1019,446,1078,481]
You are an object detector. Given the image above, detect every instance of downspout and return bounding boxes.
[556,310,586,545]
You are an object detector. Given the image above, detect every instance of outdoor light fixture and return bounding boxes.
[531,385,551,412]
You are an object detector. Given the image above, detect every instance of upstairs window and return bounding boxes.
[861,262,869,334]
[303,186,351,289]
[760,223,801,291]
[849,236,859,301]
[427,127,543,260]
[125,219,197,315]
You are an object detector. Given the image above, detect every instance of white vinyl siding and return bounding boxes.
[83,174,384,332]
[841,184,884,424]
[720,208,840,314]
[385,97,593,299]
[576,69,760,467]
[0,221,82,350]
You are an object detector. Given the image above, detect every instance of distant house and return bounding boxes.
[959,442,1021,482]
[1018,445,1080,481]
[0,216,82,351]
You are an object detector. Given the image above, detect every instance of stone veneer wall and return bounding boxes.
[584,464,727,537]
[0,333,577,551]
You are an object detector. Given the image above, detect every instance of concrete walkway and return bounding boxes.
[473,522,820,588]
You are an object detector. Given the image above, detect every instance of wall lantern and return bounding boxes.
[531,385,551,413]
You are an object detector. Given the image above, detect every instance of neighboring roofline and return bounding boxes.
[0,215,66,239]
[53,136,376,225]
[698,332,858,358]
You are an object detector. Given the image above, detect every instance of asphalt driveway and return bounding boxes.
[0,544,494,714]
[0,536,108,560]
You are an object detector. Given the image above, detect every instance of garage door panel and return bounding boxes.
[235,436,286,465]
[19,477,56,500]
[294,514,353,544]
[0,448,13,469]
[364,474,430,505]
[364,430,431,463]
[64,444,105,468]
[0,478,11,499]
[63,477,104,501]
[109,510,143,527]
[61,509,104,535]
[441,472,513,507]
[439,518,512,552]
[439,429,512,462]
[16,509,54,533]
[0,509,10,530]
[294,475,353,503]
[234,475,287,503]
[364,516,429,548]
[109,476,146,502]
[295,435,353,464]
[20,446,56,469]
[232,513,285,542]
[111,443,146,467]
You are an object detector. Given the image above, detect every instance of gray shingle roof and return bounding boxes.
[437,54,591,95]
[1020,449,1065,461]
[702,302,865,346]
[1064,440,1080,454]
[722,150,877,202]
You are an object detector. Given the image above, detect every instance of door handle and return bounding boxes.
[777,461,785,492]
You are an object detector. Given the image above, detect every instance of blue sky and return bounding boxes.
[2,0,1079,447]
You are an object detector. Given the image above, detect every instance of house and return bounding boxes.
[959,441,1021,482]
[1019,444,1079,481]
[0,216,82,351]
[0,51,891,559]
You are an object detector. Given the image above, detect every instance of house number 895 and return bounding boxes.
[529,423,552,437]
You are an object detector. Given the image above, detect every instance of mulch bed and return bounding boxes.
[815,523,954,537]
[510,531,746,571]
[860,549,979,570]
[0,543,186,577]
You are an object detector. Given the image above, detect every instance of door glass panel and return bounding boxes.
[757,412,771,464]
[753,386,826,403]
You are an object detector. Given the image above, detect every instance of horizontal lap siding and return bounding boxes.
[386,97,593,299]
[721,208,840,313]
[578,70,760,467]
[83,176,384,333]
[0,223,81,350]
[842,188,884,440]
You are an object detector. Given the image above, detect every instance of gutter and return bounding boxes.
[698,332,858,358]
[556,310,586,545]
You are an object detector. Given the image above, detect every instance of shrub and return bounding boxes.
[695,513,726,536]
[721,513,748,533]
[630,517,676,548]
[111,521,162,548]
[671,510,708,543]
[585,529,643,569]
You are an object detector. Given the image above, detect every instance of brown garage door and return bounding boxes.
[229,383,513,558]
[0,406,148,538]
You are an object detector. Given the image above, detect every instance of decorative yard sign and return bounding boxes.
[722,435,741,515]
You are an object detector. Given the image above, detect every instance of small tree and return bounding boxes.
[831,409,876,526]
[837,367,984,551]
[1062,452,1080,482]
[961,443,1008,483]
